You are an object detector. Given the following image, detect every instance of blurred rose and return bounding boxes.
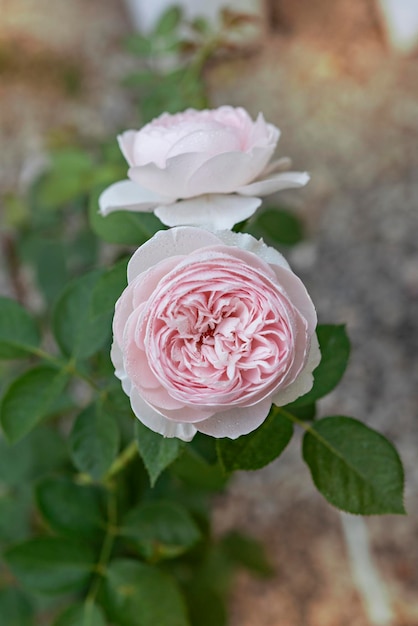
[99,107,309,230]
[111,226,320,441]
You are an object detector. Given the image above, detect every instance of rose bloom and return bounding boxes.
[99,106,309,230]
[111,227,320,441]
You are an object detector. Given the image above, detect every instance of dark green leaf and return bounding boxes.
[89,190,164,245]
[153,6,183,36]
[303,416,405,514]
[53,270,111,359]
[248,207,304,246]
[0,587,34,626]
[91,258,128,317]
[36,476,105,539]
[135,420,185,487]
[5,537,95,595]
[0,297,40,359]
[0,365,69,443]
[289,325,351,407]
[220,531,274,577]
[103,559,190,626]
[0,485,32,545]
[53,602,106,626]
[217,408,293,473]
[70,403,120,480]
[185,587,227,626]
[120,501,201,561]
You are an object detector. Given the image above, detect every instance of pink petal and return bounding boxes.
[154,195,261,230]
[128,152,209,199]
[186,146,274,197]
[272,333,321,406]
[98,180,171,216]
[215,230,291,270]
[130,388,197,441]
[270,265,317,335]
[127,227,222,283]
[117,131,137,167]
[196,396,272,439]
[236,171,310,197]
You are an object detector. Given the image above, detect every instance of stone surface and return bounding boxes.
[0,1,417,624]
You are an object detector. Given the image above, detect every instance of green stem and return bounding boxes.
[86,486,118,605]
[105,440,138,483]
[25,345,101,391]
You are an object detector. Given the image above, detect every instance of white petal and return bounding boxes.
[154,194,261,230]
[215,230,291,270]
[271,265,317,334]
[196,397,272,439]
[130,388,197,441]
[127,227,222,282]
[98,180,171,216]
[272,333,321,406]
[236,171,310,197]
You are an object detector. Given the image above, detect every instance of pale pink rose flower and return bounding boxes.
[111,227,320,441]
[99,106,309,230]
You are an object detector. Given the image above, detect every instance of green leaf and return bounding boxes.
[220,531,274,577]
[0,587,34,626]
[0,485,32,545]
[5,537,95,595]
[70,403,120,481]
[120,501,201,561]
[36,476,105,539]
[303,416,405,515]
[248,207,304,246]
[289,324,351,407]
[217,408,293,473]
[172,448,227,491]
[0,365,69,443]
[35,149,94,210]
[124,34,152,56]
[153,6,183,36]
[89,190,164,245]
[135,420,185,487]
[53,270,111,359]
[103,559,190,626]
[185,587,227,626]
[53,602,106,626]
[91,258,128,317]
[0,297,40,359]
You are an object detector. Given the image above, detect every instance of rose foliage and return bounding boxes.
[0,10,405,625]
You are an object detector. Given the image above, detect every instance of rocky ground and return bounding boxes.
[1,1,417,625]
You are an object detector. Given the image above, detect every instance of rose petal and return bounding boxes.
[270,265,317,334]
[130,388,197,441]
[196,396,272,439]
[272,333,321,406]
[127,227,222,283]
[117,131,137,167]
[236,171,310,197]
[186,146,275,197]
[98,180,171,216]
[215,230,291,270]
[154,194,262,230]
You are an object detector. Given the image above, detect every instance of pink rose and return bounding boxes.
[99,107,309,230]
[111,227,320,441]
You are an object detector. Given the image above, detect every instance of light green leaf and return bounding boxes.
[120,501,201,561]
[0,297,40,359]
[103,559,190,626]
[135,420,185,487]
[217,408,293,473]
[0,587,34,626]
[172,448,227,491]
[5,537,95,595]
[53,602,106,626]
[36,476,105,539]
[289,324,351,407]
[153,5,183,36]
[0,365,69,443]
[70,403,120,480]
[53,270,111,359]
[89,190,164,245]
[36,149,94,210]
[303,416,405,514]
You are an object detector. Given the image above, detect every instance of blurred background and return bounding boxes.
[0,1,417,624]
